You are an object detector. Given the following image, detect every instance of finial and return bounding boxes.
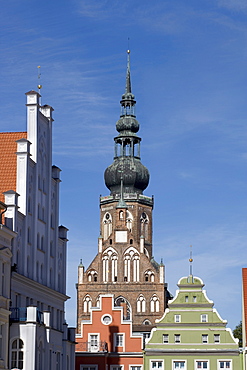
[37,66,42,92]
[189,245,193,276]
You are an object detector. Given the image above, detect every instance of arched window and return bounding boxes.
[150,295,159,313]
[144,270,155,283]
[37,233,40,249]
[102,247,118,282]
[41,236,44,251]
[124,247,140,282]
[83,295,92,313]
[119,210,124,220]
[87,270,98,282]
[137,295,146,313]
[140,212,149,239]
[115,296,131,320]
[102,213,112,240]
[126,210,133,232]
[11,339,24,370]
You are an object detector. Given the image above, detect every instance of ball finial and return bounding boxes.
[127,49,130,54]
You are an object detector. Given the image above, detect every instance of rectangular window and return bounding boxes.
[130,366,142,370]
[163,334,169,343]
[218,361,231,369]
[89,334,99,352]
[195,360,209,369]
[174,315,181,323]
[214,334,220,343]
[202,334,208,343]
[201,314,208,323]
[174,334,181,343]
[115,333,124,347]
[81,366,98,370]
[111,367,123,370]
[185,296,188,302]
[150,361,163,370]
[193,296,197,302]
[173,361,186,369]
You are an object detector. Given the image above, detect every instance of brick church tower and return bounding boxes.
[77,51,168,335]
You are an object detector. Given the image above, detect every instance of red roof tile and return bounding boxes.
[0,132,27,203]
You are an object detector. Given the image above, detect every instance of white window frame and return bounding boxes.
[194,360,209,369]
[114,333,125,351]
[174,334,181,343]
[163,334,169,343]
[174,314,181,323]
[88,333,100,352]
[172,360,186,369]
[110,366,124,370]
[129,365,142,370]
[150,360,164,370]
[202,334,208,344]
[214,334,220,343]
[217,360,232,369]
[80,365,98,370]
[201,314,208,323]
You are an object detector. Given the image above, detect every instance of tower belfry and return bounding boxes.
[77,51,168,335]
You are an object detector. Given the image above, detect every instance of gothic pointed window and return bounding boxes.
[124,247,140,282]
[140,212,149,239]
[115,296,131,320]
[103,213,112,240]
[83,295,92,313]
[150,294,159,312]
[137,295,146,313]
[126,210,133,232]
[102,247,118,282]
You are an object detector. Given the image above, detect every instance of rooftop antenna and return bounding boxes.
[189,245,193,278]
[37,66,42,104]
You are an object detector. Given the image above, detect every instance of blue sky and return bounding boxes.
[1,0,246,331]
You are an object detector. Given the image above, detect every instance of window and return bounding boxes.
[89,334,99,352]
[101,314,112,325]
[173,361,186,369]
[130,367,142,370]
[193,296,197,302]
[195,361,209,369]
[218,361,231,369]
[81,366,98,370]
[137,295,146,313]
[214,334,220,343]
[202,334,208,343]
[115,333,124,347]
[163,334,169,343]
[201,314,208,323]
[11,339,24,370]
[175,315,181,323]
[174,334,181,343]
[150,295,159,312]
[150,361,163,370]
[185,296,188,302]
[110,366,123,370]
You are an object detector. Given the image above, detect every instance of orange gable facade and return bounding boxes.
[76,294,143,370]
[0,132,27,204]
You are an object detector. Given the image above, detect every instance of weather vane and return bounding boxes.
[37,66,42,92]
[189,245,193,277]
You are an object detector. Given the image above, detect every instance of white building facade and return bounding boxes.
[1,91,75,370]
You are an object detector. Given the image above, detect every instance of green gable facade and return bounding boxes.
[144,275,241,370]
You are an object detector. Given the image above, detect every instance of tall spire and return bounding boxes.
[104,51,150,195]
[125,49,131,94]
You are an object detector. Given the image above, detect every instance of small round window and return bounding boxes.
[101,314,112,325]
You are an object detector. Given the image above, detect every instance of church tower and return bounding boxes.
[77,51,167,334]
